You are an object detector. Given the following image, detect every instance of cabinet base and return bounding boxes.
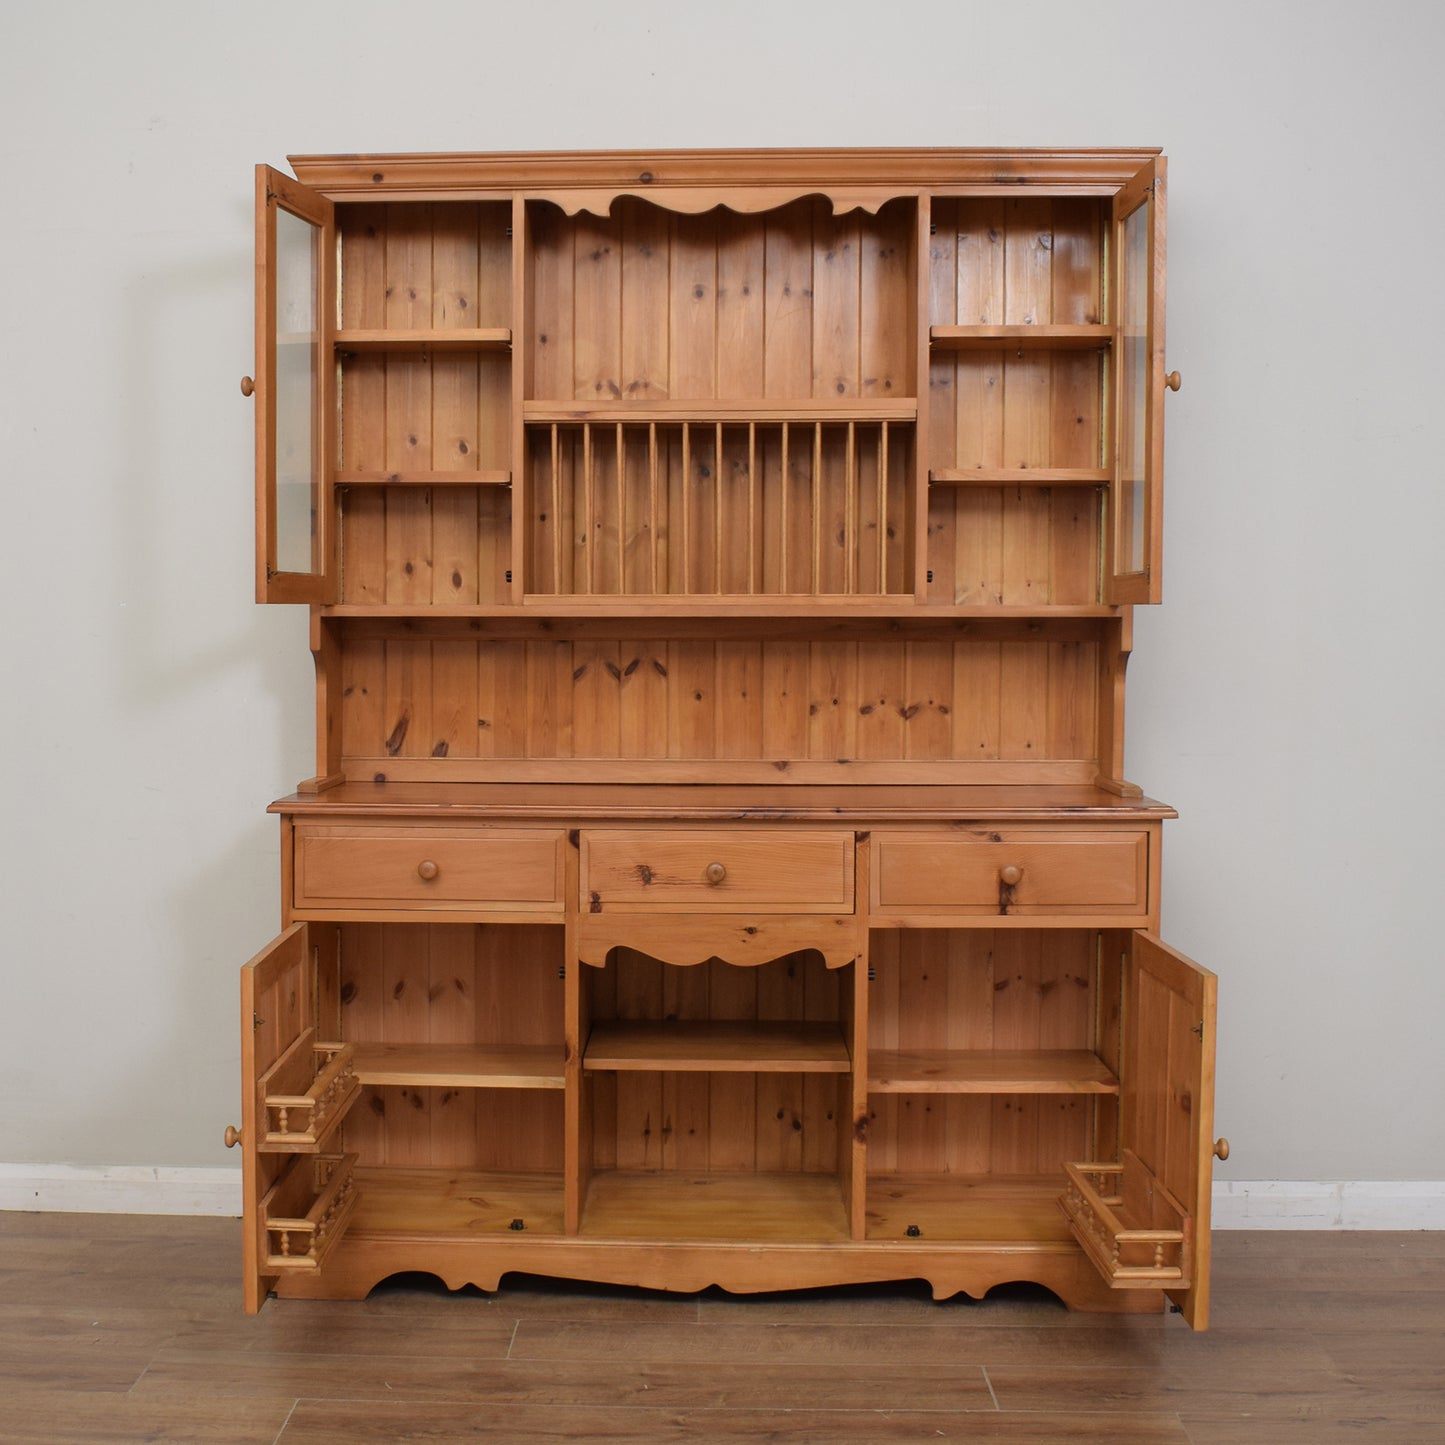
[271,1234,1165,1317]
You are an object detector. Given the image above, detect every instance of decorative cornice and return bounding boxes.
[287,147,1161,208]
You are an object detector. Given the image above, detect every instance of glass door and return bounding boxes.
[254,165,335,603]
[1106,158,1167,605]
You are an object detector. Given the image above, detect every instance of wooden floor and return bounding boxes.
[1,1213,1442,1442]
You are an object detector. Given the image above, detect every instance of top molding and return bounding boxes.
[287,147,1163,212]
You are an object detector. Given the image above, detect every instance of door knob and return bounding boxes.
[999,865,1023,887]
[240,375,255,397]
[705,862,726,885]
[417,860,440,881]
[1213,1137,1230,1161]
[1164,370,1181,392]
[224,1125,242,1149]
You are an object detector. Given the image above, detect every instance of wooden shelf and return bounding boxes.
[349,1167,564,1235]
[523,398,918,423]
[868,1049,1119,1095]
[929,324,1112,351]
[350,1043,564,1090]
[866,1174,1075,1243]
[335,327,511,353]
[930,468,1109,488]
[336,469,511,488]
[582,1170,849,1242]
[321,601,1121,619]
[584,1021,849,1074]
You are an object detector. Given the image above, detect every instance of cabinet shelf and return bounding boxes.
[351,1043,564,1090]
[582,1170,849,1242]
[929,324,1111,351]
[349,1167,564,1235]
[335,327,511,354]
[867,1049,1119,1095]
[523,398,917,423]
[866,1174,1075,1243]
[321,601,1121,618]
[930,467,1108,488]
[336,469,511,488]
[584,1020,850,1074]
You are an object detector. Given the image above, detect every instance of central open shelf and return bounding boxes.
[584,1020,850,1073]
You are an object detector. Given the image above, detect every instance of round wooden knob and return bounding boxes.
[224,1125,242,1149]
[1164,370,1181,392]
[1214,1137,1230,1161]
[705,862,726,885]
[240,375,255,397]
[417,860,440,881]
[999,865,1023,887]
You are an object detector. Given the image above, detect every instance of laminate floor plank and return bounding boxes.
[0,1389,295,1444]
[510,1317,1335,1371]
[275,1399,1194,1443]
[0,1215,1443,1443]
[1180,1418,1445,1444]
[136,1352,993,1410]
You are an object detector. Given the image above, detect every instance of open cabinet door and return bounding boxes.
[236,923,359,1312]
[1061,929,1218,1326]
[1122,930,1217,1327]
[1105,157,1167,605]
[254,165,336,603]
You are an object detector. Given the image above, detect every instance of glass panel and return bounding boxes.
[274,207,320,575]
[1117,199,1149,576]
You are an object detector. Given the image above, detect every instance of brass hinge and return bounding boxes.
[252,1011,264,1030]
[1190,1019,1204,1042]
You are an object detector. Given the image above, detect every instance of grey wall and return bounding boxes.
[2,0,1441,1185]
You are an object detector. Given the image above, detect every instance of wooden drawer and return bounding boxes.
[294,826,565,912]
[871,829,1148,919]
[580,829,854,913]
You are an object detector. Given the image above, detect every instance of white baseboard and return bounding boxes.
[0,1164,241,1217]
[1,1167,1442,1228]
[1211,1179,1445,1229]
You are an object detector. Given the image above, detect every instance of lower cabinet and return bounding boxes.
[236,832,1219,1326]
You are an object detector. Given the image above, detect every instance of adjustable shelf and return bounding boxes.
[867,1049,1119,1095]
[336,469,511,488]
[583,1020,850,1074]
[335,327,512,353]
[930,467,1108,488]
[929,324,1111,351]
[351,1043,565,1090]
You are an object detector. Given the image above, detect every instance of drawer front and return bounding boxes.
[581,829,854,912]
[872,830,1148,917]
[294,826,565,911]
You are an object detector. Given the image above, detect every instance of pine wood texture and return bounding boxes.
[293,825,565,912]
[870,828,1149,920]
[241,148,1208,1323]
[580,828,853,912]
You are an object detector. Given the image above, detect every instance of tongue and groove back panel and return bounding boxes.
[334,629,1102,783]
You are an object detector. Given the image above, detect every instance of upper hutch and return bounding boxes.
[231,148,1224,1327]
